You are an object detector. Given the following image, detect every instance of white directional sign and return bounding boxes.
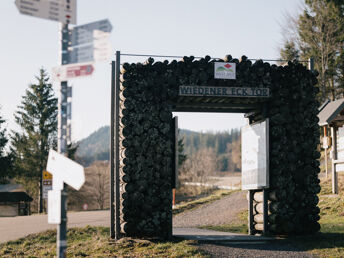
[46,149,85,224]
[241,119,269,190]
[15,0,76,24]
[46,149,85,191]
[69,44,94,63]
[70,19,112,46]
[68,39,112,64]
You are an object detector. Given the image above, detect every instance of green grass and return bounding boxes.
[0,226,210,257]
[173,189,236,215]
[288,177,344,257]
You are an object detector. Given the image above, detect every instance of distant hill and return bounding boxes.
[76,126,110,166]
[76,126,241,171]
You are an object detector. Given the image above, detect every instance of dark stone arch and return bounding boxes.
[117,55,320,238]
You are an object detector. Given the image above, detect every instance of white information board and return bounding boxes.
[241,119,269,190]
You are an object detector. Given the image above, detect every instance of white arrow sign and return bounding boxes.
[15,0,76,24]
[46,149,85,190]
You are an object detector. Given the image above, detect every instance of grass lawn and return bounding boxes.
[0,226,210,257]
[287,176,344,257]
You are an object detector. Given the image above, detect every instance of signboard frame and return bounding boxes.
[241,119,269,190]
[179,86,270,98]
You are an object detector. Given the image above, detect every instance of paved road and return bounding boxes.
[0,210,109,243]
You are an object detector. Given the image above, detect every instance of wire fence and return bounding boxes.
[119,52,310,64]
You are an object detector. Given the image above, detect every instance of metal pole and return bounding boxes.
[331,126,338,194]
[324,126,328,178]
[57,23,69,258]
[308,57,314,71]
[248,190,254,235]
[115,51,121,239]
[263,189,268,235]
[110,61,115,238]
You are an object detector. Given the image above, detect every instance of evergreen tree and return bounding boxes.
[11,68,57,213]
[177,138,187,166]
[0,109,13,184]
[280,0,344,101]
[279,41,300,64]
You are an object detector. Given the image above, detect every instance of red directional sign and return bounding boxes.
[66,64,94,78]
[52,63,95,81]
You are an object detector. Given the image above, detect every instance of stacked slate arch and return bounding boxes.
[118,55,320,237]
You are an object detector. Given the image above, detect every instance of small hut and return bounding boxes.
[0,184,33,216]
[318,99,344,194]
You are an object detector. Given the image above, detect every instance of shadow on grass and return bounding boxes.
[287,232,344,252]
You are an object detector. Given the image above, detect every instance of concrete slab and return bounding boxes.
[173,227,276,242]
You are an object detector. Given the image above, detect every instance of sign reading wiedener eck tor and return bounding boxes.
[179,86,270,98]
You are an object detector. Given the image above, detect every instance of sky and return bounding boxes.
[0,0,303,141]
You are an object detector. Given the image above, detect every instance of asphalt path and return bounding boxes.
[0,210,110,243]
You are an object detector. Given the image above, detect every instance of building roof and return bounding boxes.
[0,192,33,202]
[318,99,344,126]
[0,184,25,192]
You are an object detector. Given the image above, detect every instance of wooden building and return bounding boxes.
[318,99,344,194]
[0,184,33,217]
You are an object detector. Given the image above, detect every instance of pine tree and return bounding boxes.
[279,41,300,64]
[11,68,57,213]
[0,109,12,184]
[177,138,187,166]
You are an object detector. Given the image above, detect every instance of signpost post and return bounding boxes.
[15,0,113,252]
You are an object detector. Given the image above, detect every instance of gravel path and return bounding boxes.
[173,191,247,227]
[173,190,313,257]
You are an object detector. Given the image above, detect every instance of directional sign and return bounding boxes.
[69,44,94,63]
[15,0,76,24]
[46,149,85,191]
[52,62,94,81]
[71,19,112,46]
[68,40,112,64]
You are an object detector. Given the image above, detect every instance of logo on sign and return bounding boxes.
[214,62,236,79]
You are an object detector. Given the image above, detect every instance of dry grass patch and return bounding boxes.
[0,226,210,257]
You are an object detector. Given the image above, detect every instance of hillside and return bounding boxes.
[76,126,241,170]
[76,126,110,166]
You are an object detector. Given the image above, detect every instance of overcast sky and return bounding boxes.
[0,0,303,141]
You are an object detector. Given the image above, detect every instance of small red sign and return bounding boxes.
[66,64,94,78]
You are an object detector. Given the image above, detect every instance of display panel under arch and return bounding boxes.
[112,53,321,239]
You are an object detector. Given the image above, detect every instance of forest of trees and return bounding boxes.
[75,126,242,173]
[180,129,241,172]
